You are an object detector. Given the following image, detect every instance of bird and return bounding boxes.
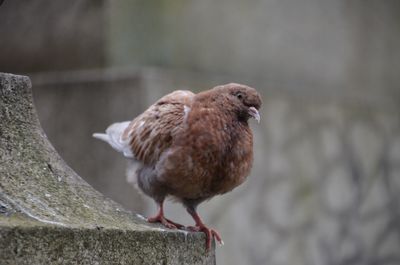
[93,83,262,249]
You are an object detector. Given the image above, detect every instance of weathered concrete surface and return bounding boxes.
[0,72,215,264]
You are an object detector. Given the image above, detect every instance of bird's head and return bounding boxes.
[214,83,262,123]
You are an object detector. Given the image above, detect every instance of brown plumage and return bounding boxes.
[93,83,262,249]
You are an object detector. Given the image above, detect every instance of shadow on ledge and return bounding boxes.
[0,72,215,265]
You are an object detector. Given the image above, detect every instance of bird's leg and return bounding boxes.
[186,207,223,250]
[163,216,185,229]
[147,201,184,229]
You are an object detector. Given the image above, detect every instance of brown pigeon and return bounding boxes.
[93,83,262,249]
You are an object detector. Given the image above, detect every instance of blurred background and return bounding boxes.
[1,1,400,264]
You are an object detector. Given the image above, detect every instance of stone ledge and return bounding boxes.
[0,224,208,265]
[0,72,215,264]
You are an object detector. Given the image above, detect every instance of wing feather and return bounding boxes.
[122,90,194,165]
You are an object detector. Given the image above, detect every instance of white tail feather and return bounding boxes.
[93,121,134,158]
[92,133,109,142]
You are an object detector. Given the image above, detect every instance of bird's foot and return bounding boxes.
[187,225,224,249]
[147,215,184,229]
[164,217,185,229]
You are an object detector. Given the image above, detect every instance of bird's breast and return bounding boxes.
[214,129,254,194]
[158,108,254,199]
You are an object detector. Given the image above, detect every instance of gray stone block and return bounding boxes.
[0,72,215,264]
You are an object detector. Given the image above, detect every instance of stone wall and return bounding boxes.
[108,0,400,98]
[214,93,400,265]
[0,0,106,72]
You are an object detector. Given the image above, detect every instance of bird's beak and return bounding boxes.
[248,106,260,123]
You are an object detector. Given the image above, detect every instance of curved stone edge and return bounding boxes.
[0,72,145,229]
[0,72,215,264]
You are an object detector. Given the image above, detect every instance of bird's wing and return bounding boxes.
[122,90,195,165]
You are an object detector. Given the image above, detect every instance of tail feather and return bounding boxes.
[93,121,134,158]
[92,133,109,142]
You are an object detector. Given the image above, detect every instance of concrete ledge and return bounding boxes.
[0,225,208,265]
[0,72,215,264]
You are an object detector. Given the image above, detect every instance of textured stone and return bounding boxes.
[0,72,215,264]
[323,166,355,213]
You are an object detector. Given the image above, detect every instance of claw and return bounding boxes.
[202,225,223,250]
[164,217,185,229]
[186,207,223,250]
[147,201,184,229]
[186,224,223,250]
[148,215,176,229]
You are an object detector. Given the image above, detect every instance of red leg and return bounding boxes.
[186,208,223,250]
[147,201,184,229]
